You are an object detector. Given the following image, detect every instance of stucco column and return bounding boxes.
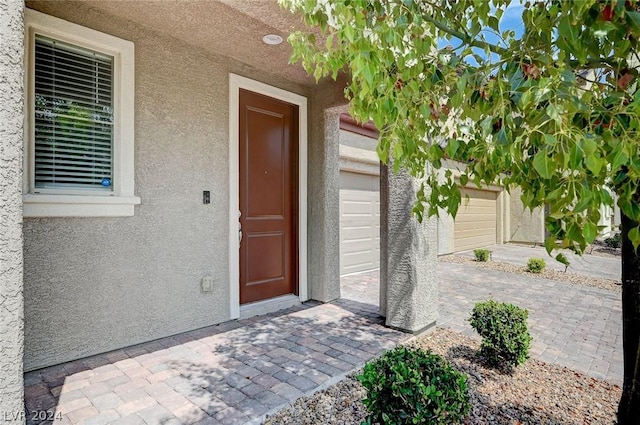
[0,0,25,423]
[307,95,344,302]
[380,164,438,333]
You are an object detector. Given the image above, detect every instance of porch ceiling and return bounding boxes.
[30,0,319,86]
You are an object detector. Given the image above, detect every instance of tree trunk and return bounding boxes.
[617,211,640,424]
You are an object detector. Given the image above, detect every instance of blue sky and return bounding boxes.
[436,1,525,64]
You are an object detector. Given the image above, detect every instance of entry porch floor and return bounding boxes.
[23,294,406,425]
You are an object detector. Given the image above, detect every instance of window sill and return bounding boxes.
[23,194,141,218]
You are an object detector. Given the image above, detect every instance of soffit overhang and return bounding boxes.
[28,0,321,86]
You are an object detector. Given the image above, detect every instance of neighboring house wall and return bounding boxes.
[339,139,379,176]
[22,3,326,370]
[509,187,545,244]
[436,160,512,254]
[340,127,378,150]
[599,203,615,238]
[437,214,455,255]
[598,188,619,238]
[0,0,25,419]
[613,200,621,234]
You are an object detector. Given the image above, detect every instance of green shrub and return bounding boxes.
[527,257,546,273]
[473,248,490,262]
[358,346,470,425]
[469,300,532,368]
[604,233,621,249]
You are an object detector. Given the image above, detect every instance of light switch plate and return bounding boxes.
[201,275,214,292]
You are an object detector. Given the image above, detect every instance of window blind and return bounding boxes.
[34,35,114,191]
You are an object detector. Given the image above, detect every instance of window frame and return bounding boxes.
[24,9,140,217]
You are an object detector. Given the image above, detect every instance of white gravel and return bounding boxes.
[439,255,621,292]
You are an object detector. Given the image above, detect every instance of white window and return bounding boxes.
[24,9,140,217]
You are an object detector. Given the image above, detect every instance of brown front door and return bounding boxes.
[239,89,298,304]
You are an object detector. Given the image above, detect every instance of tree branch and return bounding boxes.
[421,13,510,57]
[420,10,620,72]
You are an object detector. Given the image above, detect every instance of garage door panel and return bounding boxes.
[342,239,378,253]
[340,176,380,275]
[341,226,377,242]
[342,250,380,269]
[455,227,495,237]
[342,202,375,216]
[454,221,496,231]
[454,187,497,252]
[457,207,495,216]
[455,235,495,251]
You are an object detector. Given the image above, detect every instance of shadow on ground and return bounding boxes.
[24,298,407,425]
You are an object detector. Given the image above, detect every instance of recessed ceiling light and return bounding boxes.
[262,34,283,45]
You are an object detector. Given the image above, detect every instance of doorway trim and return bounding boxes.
[228,74,308,319]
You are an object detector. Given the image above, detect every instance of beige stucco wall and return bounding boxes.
[0,0,25,420]
[23,2,317,370]
[437,213,456,255]
[508,187,546,244]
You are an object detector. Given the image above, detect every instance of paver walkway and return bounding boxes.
[24,300,408,425]
[343,261,623,385]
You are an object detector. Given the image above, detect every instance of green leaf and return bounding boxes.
[393,142,404,159]
[533,152,554,179]
[566,222,583,243]
[626,11,640,34]
[583,221,598,244]
[544,237,557,255]
[446,139,460,158]
[585,154,603,175]
[582,137,597,156]
[569,145,583,169]
[609,147,629,172]
[519,90,532,109]
[543,134,556,146]
[555,253,570,266]
[546,104,561,124]
[488,15,500,32]
[629,226,640,252]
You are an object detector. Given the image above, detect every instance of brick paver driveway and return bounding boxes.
[343,259,623,385]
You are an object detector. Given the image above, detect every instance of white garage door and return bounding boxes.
[454,187,497,252]
[339,172,380,275]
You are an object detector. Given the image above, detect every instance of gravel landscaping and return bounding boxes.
[588,246,621,259]
[439,255,621,292]
[263,328,621,425]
